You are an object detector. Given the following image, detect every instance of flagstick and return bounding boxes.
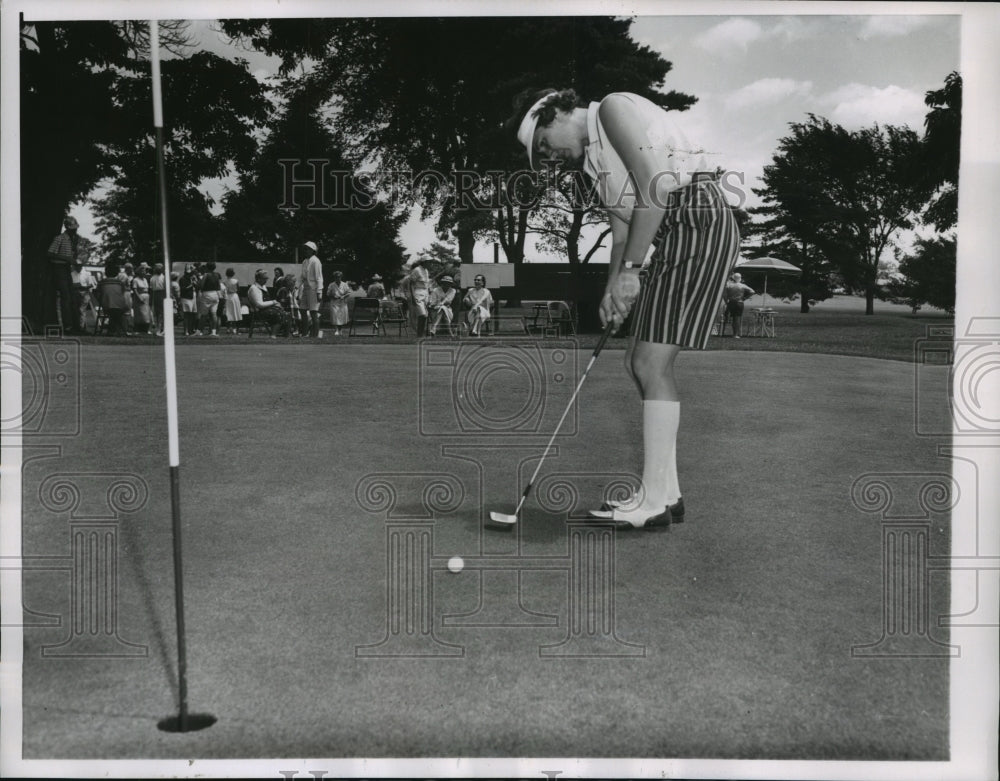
[150,20,188,732]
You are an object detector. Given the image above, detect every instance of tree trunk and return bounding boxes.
[566,209,582,265]
[455,223,475,264]
[800,296,810,313]
[865,285,875,315]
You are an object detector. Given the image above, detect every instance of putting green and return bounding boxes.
[19,343,952,759]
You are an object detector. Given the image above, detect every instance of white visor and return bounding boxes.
[516,94,554,169]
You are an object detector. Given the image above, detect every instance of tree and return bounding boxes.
[529,170,610,264]
[20,20,268,330]
[881,236,956,314]
[920,72,961,232]
[220,17,695,271]
[743,205,837,312]
[216,83,407,280]
[754,115,927,315]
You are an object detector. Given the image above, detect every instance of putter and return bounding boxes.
[488,321,616,525]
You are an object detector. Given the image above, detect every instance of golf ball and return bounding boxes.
[447,556,464,573]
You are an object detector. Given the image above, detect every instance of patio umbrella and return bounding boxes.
[734,256,802,307]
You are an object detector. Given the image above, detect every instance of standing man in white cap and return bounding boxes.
[299,240,324,338]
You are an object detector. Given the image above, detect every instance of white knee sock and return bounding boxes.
[641,400,681,508]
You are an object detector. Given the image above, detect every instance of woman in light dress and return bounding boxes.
[463,274,492,336]
[223,268,243,334]
[427,275,457,336]
[326,271,350,336]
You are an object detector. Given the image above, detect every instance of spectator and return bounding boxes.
[366,274,386,299]
[271,267,285,299]
[223,267,242,335]
[247,268,291,338]
[463,274,493,336]
[178,264,199,336]
[427,275,457,336]
[46,216,91,334]
[198,260,223,337]
[402,258,430,336]
[95,263,129,336]
[298,241,324,338]
[70,260,97,334]
[723,272,756,339]
[149,263,166,336]
[132,263,152,334]
[118,263,136,335]
[326,271,350,336]
[274,274,301,336]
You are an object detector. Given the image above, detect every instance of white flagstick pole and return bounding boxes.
[150,20,189,732]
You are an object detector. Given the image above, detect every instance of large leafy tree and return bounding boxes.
[217,84,406,281]
[220,17,695,272]
[20,20,268,330]
[754,115,927,315]
[920,72,961,232]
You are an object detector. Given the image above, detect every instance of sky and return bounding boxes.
[67,13,960,265]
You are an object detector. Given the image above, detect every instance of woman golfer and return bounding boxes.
[508,89,739,528]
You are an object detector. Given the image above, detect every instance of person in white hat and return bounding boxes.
[426,274,457,336]
[366,274,385,299]
[298,240,324,338]
[507,88,739,529]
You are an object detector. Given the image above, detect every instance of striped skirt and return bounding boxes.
[632,179,740,348]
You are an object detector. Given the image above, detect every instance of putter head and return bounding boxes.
[488,511,518,525]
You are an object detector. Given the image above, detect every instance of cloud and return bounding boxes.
[725,78,813,111]
[693,18,763,55]
[823,83,927,129]
[858,16,934,39]
[767,16,824,42]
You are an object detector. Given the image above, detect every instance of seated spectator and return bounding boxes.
[463,274,493,336]
[247,269,292,338]
[274,274,301,336]
[427,275,457,336]
[96,263,129,336]
[366,274,386,299]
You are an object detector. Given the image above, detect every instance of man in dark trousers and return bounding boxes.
[46,216,90,333]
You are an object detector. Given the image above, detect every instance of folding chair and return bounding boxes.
[379,299,409,336]
[545,300,576,336]
[348,297,381,336]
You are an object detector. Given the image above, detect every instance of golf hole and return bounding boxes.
[157,713,218,733]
